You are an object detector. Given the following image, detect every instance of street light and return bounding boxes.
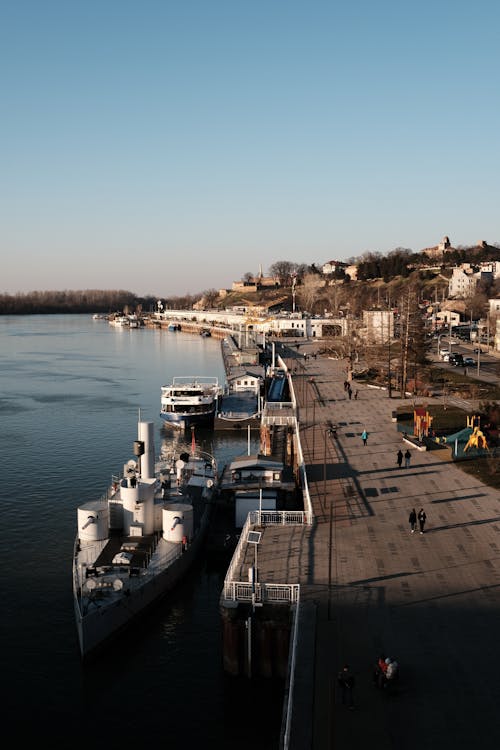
[246,530,262,679]
[323,427,335,501]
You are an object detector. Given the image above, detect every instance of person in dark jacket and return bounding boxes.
[409,508,417,533]
[418,508,427,534]
[397,450,403,467]
[337,664,355,708]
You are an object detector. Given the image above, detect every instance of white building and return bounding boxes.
[322,260,347,275]
[489,298,500,318]
[435,310,461,328]
[448,266,478,298]
[362,310,394,343]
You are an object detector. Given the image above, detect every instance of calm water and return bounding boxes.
[0,315,283,748]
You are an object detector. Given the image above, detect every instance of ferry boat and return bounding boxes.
[160,376,221,430]
[72,419,217,659]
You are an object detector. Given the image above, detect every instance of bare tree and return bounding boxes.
[201,289,220,308]
[268,261,299,286]
[296,273,325,313]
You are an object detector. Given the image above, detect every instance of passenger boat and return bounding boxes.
[160,376,222,430]
[72,419,217,659]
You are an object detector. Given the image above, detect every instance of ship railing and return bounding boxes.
[261,413,296,427]
[292,416,314,524]
[218,411,259,420]
[223,580,300,604]
[247,510,310,525]
[223,511,311,596]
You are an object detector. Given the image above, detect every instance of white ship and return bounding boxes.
[160,376,222,430]
[72,419,216,659]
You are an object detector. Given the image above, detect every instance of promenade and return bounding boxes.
[281,343,500,749]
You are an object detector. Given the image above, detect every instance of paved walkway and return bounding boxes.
[280,343,500,749]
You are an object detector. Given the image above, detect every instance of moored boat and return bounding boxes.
[160,376,222,430]
[72,419,217,659]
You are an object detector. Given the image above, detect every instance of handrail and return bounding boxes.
[281,597,301,750]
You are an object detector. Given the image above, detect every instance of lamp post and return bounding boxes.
[246,530,262,679]
[387,330,392,398]
[324,427,334,502]
[311,389,316,456]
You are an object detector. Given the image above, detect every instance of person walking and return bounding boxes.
[348,386,352,400]
[361,429,368,446]
[404,449,411,468]
[409,508,417,533]
[397,450,403,468]
[337,664,355,709]
[354,389,358,400]
[418,508,427,534]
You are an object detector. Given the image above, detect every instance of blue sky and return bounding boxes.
[2,0,499,297]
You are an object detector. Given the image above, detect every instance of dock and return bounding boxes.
[221,341,500,749]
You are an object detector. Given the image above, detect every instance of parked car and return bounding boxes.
[464,357,475,366]
[441,353,450,362]
[449,353,464,367]
[473,347,483,354]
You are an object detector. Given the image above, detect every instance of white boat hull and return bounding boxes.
[73,418,217,659]
[74,512,209,658]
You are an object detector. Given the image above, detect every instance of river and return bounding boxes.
[0,315,284,749]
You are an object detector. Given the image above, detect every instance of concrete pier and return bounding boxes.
[223,341,500,749]
[290,346,500,749]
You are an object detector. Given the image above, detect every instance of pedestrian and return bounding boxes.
[348,386,352,400]
[409,508,417,533]
[397,449,403,468]
[404,449,411,468]
[354,390,358,400]
[418,508,427,534]
[373,654,388,688]
[337,664,355,708]
[344,380,349,391]
[361,429,368,446]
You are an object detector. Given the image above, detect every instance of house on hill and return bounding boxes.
[322,260,347,275]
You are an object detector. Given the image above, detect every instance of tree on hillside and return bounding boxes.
[201,289,220,308]
[268,261,299,286]
[397,287,430,397]
[296,273,325,313]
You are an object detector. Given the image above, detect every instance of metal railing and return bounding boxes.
[222,513,306,603]
[281,598,301,750]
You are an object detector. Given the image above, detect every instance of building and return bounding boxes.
[322,260,347,275]
[362,310,394,344]
[448,265,478,298]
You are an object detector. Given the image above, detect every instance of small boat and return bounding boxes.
[109,315,129,327]
[168,323,181,331]
[160,376,221,430]
[200,329,211,337]
[73,419,217,659]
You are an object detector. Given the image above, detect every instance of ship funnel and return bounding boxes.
[138,421,155,479]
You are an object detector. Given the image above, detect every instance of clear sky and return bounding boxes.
[2,0,499,298]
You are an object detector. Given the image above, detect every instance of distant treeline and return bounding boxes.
[0,290,201,315]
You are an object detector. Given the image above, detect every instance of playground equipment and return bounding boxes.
[443,414,489,457]
[414,408,434,441]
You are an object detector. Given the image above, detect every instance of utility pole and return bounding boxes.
[400,292,411,398]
